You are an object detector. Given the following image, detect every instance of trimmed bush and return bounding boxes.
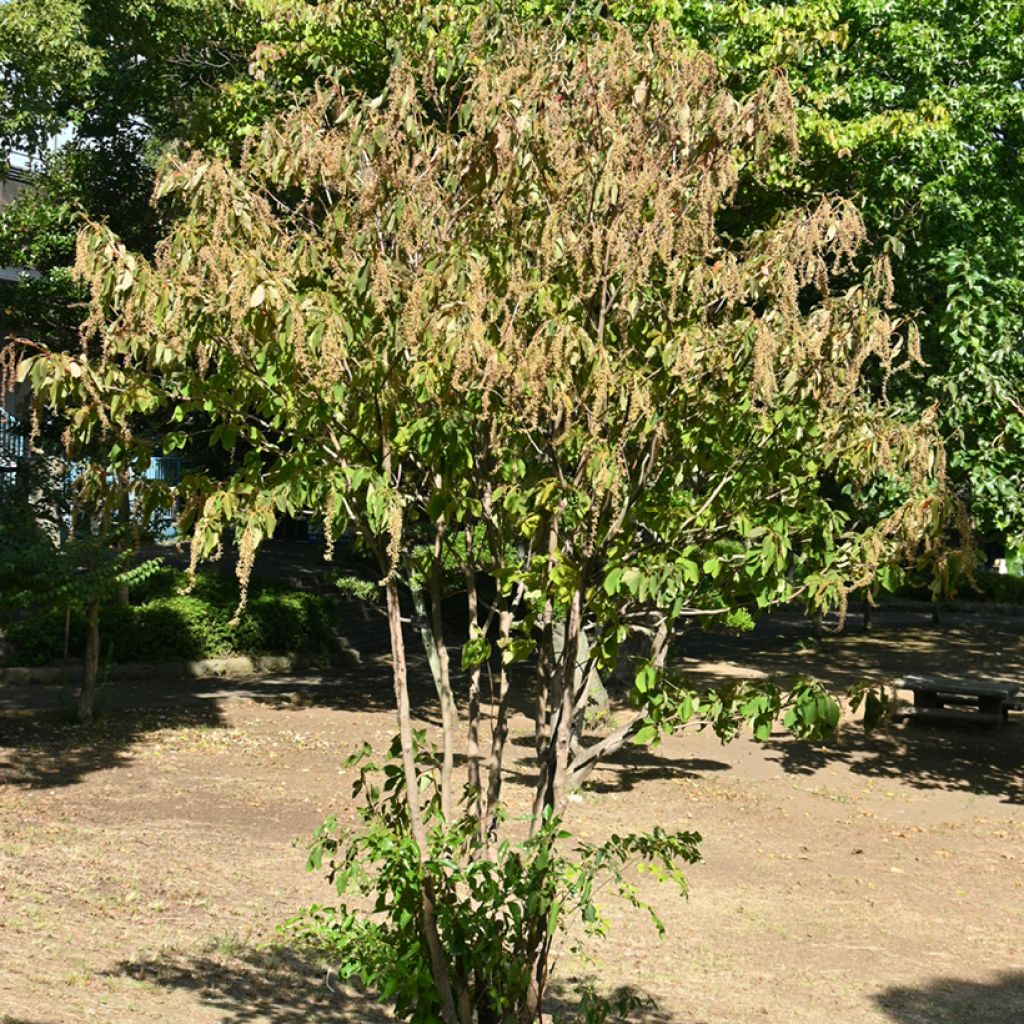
[3,569,337,666]
[964,571,1024,606]
[883,570,1024,609]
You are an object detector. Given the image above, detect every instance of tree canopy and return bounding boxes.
[5,0,1016,543]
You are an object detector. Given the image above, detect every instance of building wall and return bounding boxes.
[1,165,32,434]
[0,167,30,207]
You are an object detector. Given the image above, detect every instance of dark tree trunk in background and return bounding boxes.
[78,600,100,723]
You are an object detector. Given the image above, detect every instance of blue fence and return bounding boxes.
[0,410,25,493]
[142,456,182,538]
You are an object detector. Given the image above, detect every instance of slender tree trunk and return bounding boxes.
[465,564,484,833]
[583,645,610,717]
[428,525,457,823]
[412,587,442,685]
[550,586,583,817]
[79,600,100,723]
[116,475,132,605]
[534,591,554,758]
[651,615,672,671]
[484,597,514,822]
[566,616,673,795]
[555,623,607,735]
[384,577,463,1024]
[533,522,559,760]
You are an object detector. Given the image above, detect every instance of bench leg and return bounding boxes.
[978,694,1005,724]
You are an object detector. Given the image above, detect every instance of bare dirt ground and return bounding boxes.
[2,610,1024,1024]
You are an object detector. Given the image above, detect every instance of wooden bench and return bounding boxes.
[896,675,1019,727]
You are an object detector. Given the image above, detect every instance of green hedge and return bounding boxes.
[886,570,1024,608]
[4,568,337,666]
[959,571,1024,606]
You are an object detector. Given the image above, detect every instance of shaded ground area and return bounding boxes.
[762,721,1024,805]
[679,606,1024,690]
[1,611,1023,1022]
[874,971,1024,1024]
[109,947,392,1024]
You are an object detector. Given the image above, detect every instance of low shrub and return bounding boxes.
[963,571,1024,606]
[877,568,1024,609]
[130,596,236,661]
[4,569,337,665]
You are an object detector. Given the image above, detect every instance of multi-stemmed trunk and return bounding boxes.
[383,531,674,1022]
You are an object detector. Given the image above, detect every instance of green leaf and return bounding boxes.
[632,725,657,746]
[603,567,623,596]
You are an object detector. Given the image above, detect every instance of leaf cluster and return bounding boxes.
[292,734,700,1024]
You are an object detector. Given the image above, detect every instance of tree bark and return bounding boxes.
[78,600,100,723]
[427,519,458,823]
[116,483,132,606]
[412,586,442,686]
[465,565,484,833]
[534,591,555,759]
[566,615,672,791]
[533,523,558,760]
[550,587,583,818]
[551,621,607,731]
[413,574,463,820]
[384,577,462,1024]
[484,598,514,822]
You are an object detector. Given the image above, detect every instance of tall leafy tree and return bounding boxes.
[606,0,1024,543]
[16,16,947,1019]
[0,0,250,349]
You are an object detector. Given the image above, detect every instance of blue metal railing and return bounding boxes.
[0,410,25,491]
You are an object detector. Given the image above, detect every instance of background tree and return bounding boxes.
[17,14,948,1019]
[601,0,1024,544]
[0,486,162,722]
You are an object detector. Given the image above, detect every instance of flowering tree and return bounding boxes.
[17,16,947,1022]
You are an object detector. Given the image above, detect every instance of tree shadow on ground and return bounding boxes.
[874,971,1024,1024]
[111,946,676,1024]
[545,978,677,1022]
[110,946,390,1024]
[678,616,1024,696]
[584,747,731,795]
[0,645,447,792]
[0,702,226,789]
[0,637,443,739]
[231,654,442,724]
[504,732,731,794]
[762,719,1024,804]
